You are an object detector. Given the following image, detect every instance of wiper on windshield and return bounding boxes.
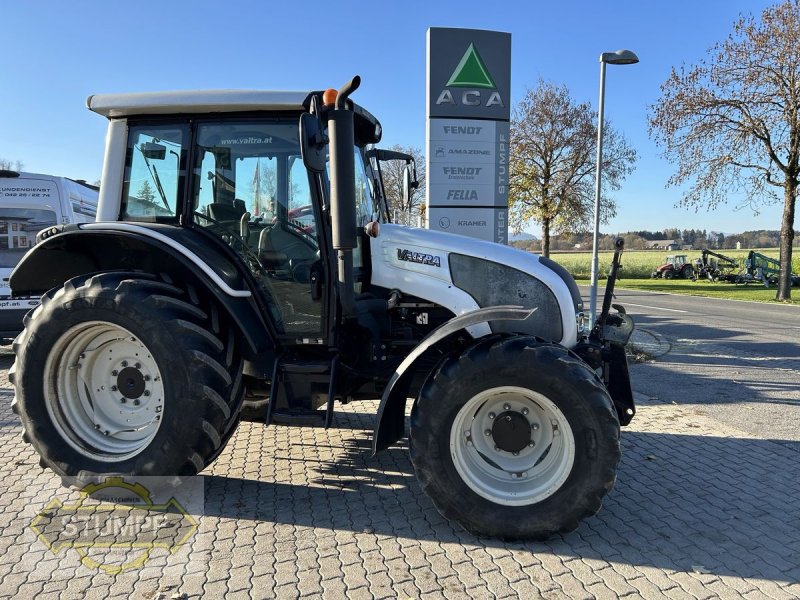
[136,142,172,212]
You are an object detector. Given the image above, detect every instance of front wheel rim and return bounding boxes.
[449,386,575,506]
[44,321,165,462]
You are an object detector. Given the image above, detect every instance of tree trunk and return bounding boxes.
[541,220,551,258]
[776,178,796,301]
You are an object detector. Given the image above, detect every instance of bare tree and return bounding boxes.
[0,158,24,171]
[379,145,426,225]
[650,0,800,300]
[510,81,636,257]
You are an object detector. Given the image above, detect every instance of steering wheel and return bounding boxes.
[195,211,244,242]
[194,211,263,272]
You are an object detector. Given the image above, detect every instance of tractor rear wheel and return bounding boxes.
[410,336,620,540]
[10,272,243,480]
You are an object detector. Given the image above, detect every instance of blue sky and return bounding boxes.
[1,0,780,235]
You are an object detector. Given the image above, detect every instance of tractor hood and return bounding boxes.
[369,224,583,348]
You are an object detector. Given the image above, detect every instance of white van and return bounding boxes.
[0,170,98,342]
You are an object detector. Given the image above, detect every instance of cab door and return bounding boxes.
[190,119,327,341]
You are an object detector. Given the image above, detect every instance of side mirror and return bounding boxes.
[300,113,328,173]
[140,141,166,160]
[402,165,412,208]
[402,163,419,208]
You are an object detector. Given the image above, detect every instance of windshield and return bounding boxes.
[354,147,377,226]
[364,144,389,222]
[323,147,382,226]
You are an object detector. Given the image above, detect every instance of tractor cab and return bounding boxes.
[652,253,694,279]
[666,254,687,267]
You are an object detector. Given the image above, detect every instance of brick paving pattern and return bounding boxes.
[0,350,798,599]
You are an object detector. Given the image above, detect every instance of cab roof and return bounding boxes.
[86,88,383,144]
[86,90,315,118]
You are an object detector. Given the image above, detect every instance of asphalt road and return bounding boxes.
[581,285,800,443]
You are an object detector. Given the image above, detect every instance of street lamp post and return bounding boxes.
[589,49,639,330]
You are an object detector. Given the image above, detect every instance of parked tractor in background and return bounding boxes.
[693,249,739,282]
[8,77,635,540]
[651,254,694,280]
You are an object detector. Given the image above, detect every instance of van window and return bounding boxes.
[70,193,97,220]
[121,124,187,221]
[0,207,57,267]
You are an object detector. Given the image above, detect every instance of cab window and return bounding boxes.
[191,120,322,336]
[121,125,187,221]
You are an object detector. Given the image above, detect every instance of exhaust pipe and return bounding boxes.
[328,76,360,317]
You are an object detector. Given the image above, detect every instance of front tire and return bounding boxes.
[410,336,620,540]
[11,272,243,479]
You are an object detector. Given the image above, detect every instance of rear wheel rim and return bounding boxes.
[44,321,165,462]
[449,386,575,506]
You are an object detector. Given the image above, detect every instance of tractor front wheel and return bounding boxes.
[410,336,620,540]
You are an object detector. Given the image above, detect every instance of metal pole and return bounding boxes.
[589,59,607,330]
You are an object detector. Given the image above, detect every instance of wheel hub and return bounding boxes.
[117,367,146,400]
[491,411,531,453]
[44,321,165,461]
[449,387,576,506]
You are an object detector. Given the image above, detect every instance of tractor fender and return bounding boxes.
[371,305,535,454]
[10,223,273,354]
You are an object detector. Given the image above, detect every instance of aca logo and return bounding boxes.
[436,43,504,109]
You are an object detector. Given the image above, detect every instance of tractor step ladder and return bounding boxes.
[265,354,338,428]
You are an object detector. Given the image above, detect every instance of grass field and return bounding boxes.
[551,248,800,280]
[555,248,800,304]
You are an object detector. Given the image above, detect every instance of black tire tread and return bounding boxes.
[11,271,243,481]
[410,335,620,541]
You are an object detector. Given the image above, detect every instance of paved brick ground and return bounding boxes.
[0,349,798,599]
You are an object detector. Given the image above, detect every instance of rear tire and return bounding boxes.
[410,336,620,540]
[10,272,243,480]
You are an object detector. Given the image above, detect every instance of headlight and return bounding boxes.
[576,312,587,335]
